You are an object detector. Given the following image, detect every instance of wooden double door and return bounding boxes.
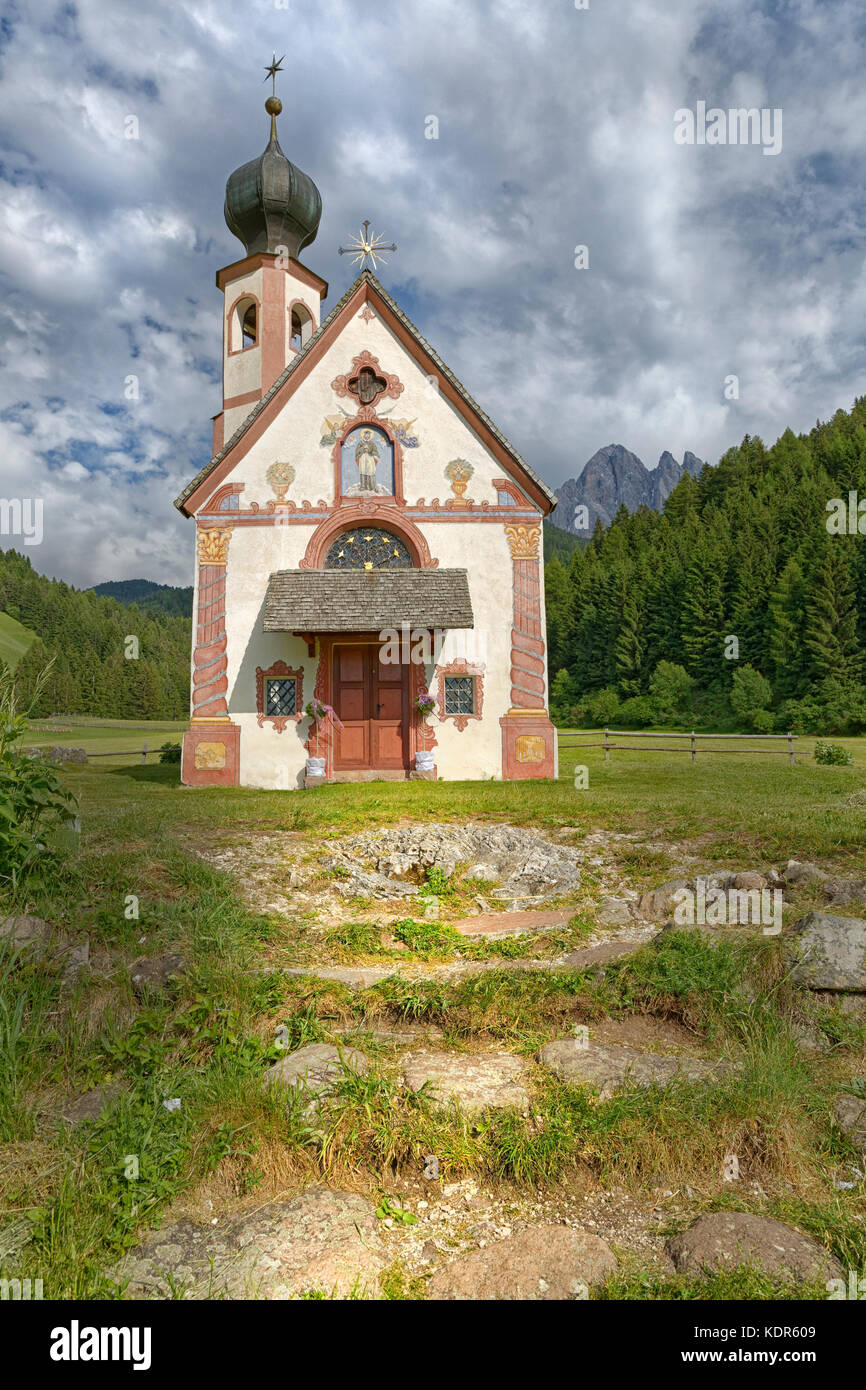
[333,642,410,771]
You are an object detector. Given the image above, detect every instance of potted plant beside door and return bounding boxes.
[304,698,344,784]
[413,688,437,773]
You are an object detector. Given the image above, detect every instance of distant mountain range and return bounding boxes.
[90,578,193,618]
[550,444,706,534]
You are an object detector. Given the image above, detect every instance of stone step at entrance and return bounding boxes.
[450,908,573,938]
[245,935,655,991]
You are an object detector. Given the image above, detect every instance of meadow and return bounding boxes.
[1,721,864,1300]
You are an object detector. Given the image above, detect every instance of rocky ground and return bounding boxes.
[4,821,866,1300]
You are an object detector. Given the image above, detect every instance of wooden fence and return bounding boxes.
[558,728,800,765]
[86,746,165,763]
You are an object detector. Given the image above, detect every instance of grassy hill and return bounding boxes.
[0,608,38,670]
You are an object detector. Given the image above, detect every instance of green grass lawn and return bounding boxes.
[21,718,186,768]
[0,610,37,669]
[52,725,865,862]
[1,725,864,1301]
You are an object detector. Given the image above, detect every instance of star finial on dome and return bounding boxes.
[263,54,285,96]
[263,54,286,137]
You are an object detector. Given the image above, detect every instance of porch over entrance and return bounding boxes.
[262,567,474,633]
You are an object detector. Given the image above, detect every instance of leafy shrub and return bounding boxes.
[576,686,622,727]
[158,741,181,764]
[0,664,78,891]
[814,740,853,766]
[730,665,772,725]
[782,679,866,736]
[616,696,656,728]
[649,661,693,718]
[549,669,580,726]
[751,709,775,734]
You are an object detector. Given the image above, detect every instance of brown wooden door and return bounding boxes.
[333,644,409,770]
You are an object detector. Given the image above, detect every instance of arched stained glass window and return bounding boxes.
[324,528,413,570]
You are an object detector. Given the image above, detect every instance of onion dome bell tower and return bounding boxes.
[224,93,322,259]
[214,58,328,449]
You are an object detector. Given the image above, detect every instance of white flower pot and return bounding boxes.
[415,750,435,772]
[306,757,326,777]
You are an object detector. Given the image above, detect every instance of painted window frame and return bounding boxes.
[436,658,485,732]
[256,661,304,732]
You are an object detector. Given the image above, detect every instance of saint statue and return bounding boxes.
[354,428,381,491]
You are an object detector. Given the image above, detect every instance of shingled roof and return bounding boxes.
[175,269,557,515]
[263,568,474,632]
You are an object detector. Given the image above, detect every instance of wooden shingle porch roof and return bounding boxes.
[263,567,474,633]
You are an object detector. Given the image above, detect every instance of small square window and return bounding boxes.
[266,677,297,717]
[443,675,475,716]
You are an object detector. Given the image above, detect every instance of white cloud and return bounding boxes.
[0,0,863,586]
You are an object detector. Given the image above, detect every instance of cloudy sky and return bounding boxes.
[1,0,865,587]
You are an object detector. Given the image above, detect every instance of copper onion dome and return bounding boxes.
[224,96,322,259]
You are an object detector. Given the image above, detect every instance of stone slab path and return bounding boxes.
[249,937,657,991]
[109,1187,387,1300]
[451,908,573,938]
[538,1038,732,1100]
[401,1050,531,1114]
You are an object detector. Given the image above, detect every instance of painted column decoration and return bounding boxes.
[181,526,241,786]
[192,528,232,718]
[505,523,546,708]
[499,522,557,780]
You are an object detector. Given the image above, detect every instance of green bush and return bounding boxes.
[616,696,657,728]
[579,686,622,727]
[549,669,579,725]
[814,740,853,766]
[751,708,775,734]
[158,741,182,764]
[0,664,78,891]
[649,661,693,719]
[730,665,772,725]
[782,679,866,736]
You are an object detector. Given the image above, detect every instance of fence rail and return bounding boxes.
[86,747,163,762]
[558,728,800,765]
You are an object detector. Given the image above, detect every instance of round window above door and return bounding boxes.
[324,528,413,570]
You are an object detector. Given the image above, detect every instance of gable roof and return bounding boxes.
[174,269,557,516]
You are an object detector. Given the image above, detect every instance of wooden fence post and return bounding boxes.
[788,732,794,766]
[141,744,147,764]
[691,731,696,763]
[604,728,610,762]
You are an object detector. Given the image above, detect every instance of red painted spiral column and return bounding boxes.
[181,527,241,786]
[499,523,556,779]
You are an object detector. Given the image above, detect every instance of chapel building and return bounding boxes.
[175,92,558,788]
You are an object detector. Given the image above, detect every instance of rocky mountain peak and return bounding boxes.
[550,445,706,535]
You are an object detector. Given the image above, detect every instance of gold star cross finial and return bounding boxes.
[263,53,285,96]
[338,219,398,271]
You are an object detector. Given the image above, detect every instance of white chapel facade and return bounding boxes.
[175,91,558,788]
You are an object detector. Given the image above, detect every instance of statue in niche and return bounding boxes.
[340,425,394,496]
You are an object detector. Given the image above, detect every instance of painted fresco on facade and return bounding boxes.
[340,425,395,496]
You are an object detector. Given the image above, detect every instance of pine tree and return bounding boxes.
[768,557,808,698]
[615,590,644,696]
[681,539,728,687]
[543,557,572,676]
[804,542,863,683]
